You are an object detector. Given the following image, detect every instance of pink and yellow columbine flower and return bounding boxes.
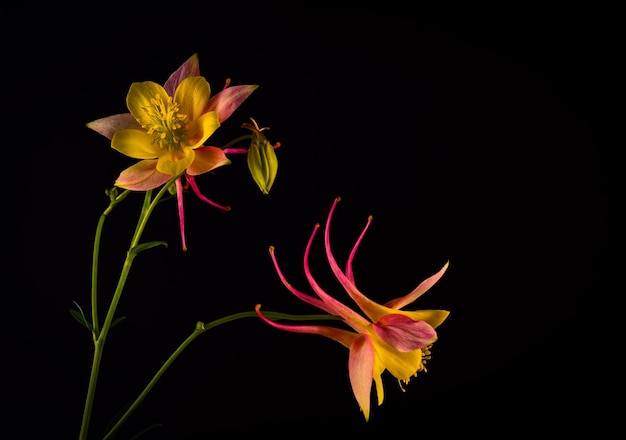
[256,197,450,421]
[87,54,258,250]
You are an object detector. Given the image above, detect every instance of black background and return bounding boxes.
[4,3,618,438]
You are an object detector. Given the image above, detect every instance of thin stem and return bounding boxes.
[91,189,131,337]
[79,176,181,440]
[101,311,339,440]
[130,189,153,243]
[221,134,252,150]
[81,190,132,438]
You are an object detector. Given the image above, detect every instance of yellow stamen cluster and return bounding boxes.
[140,93,188,155]
[420,344,433,373]
[397,344,434,392]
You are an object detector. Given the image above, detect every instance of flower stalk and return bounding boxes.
[99,311,337,440]
[79,176,179,440]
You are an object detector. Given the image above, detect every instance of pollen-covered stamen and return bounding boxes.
[139,93,188,155]
[398,379,409,392]
[396,343,434,392]
[420,344,433,373]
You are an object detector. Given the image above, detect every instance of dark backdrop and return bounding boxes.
[4,3,618,438]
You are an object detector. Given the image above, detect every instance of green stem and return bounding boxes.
[91,190,131,337]
[79,176,181,440]
[100,311,339,440]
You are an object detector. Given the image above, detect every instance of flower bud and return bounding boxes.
[243,118,278,194]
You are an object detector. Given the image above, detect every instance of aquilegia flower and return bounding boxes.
[87,54,258,250]
[256,197,450,421]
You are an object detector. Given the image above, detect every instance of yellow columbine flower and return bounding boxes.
[112,77,220,178]
[87,54,258,250]
[256,197,450,421]
[87,53,258,191]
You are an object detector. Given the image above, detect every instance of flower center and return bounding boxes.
[140,93,188,157]
[397,344,433,392]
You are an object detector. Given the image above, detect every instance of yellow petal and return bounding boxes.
[400,309,450,329]
[111,129,159,159]
[175,76,211,122]
[371,332,423,382]
[373,373,385,407]
[156,148,195,176]
[354,292,450,329]
[186,110,220,149]
[126,81,169,122]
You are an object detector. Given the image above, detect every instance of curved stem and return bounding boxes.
[101,311,339,440]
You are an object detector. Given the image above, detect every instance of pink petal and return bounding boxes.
[175,178,188,252]
[223,143,281,155]
[205,84,259,123]
[164,53,200,96]
[348,335,375,422]
[269,246,334,314]
[115,160,171,190]
[345,214,373,284]
[222,147,249,155]
[373,314,437,352]
[323,197,386,320]
[303,223,371,328]
[384,261,450,310]
[86,113,140,140]
[185,175,231,212]
[254,305,358,348]
[186,146,231,176]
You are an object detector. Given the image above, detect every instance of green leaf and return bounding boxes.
[70,301,93,332]
[127,424,163,440]
[95,397,162,440]
[111,316,126,329]
[129,241,168,258]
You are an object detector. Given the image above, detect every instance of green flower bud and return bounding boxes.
[243,118,279,194]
